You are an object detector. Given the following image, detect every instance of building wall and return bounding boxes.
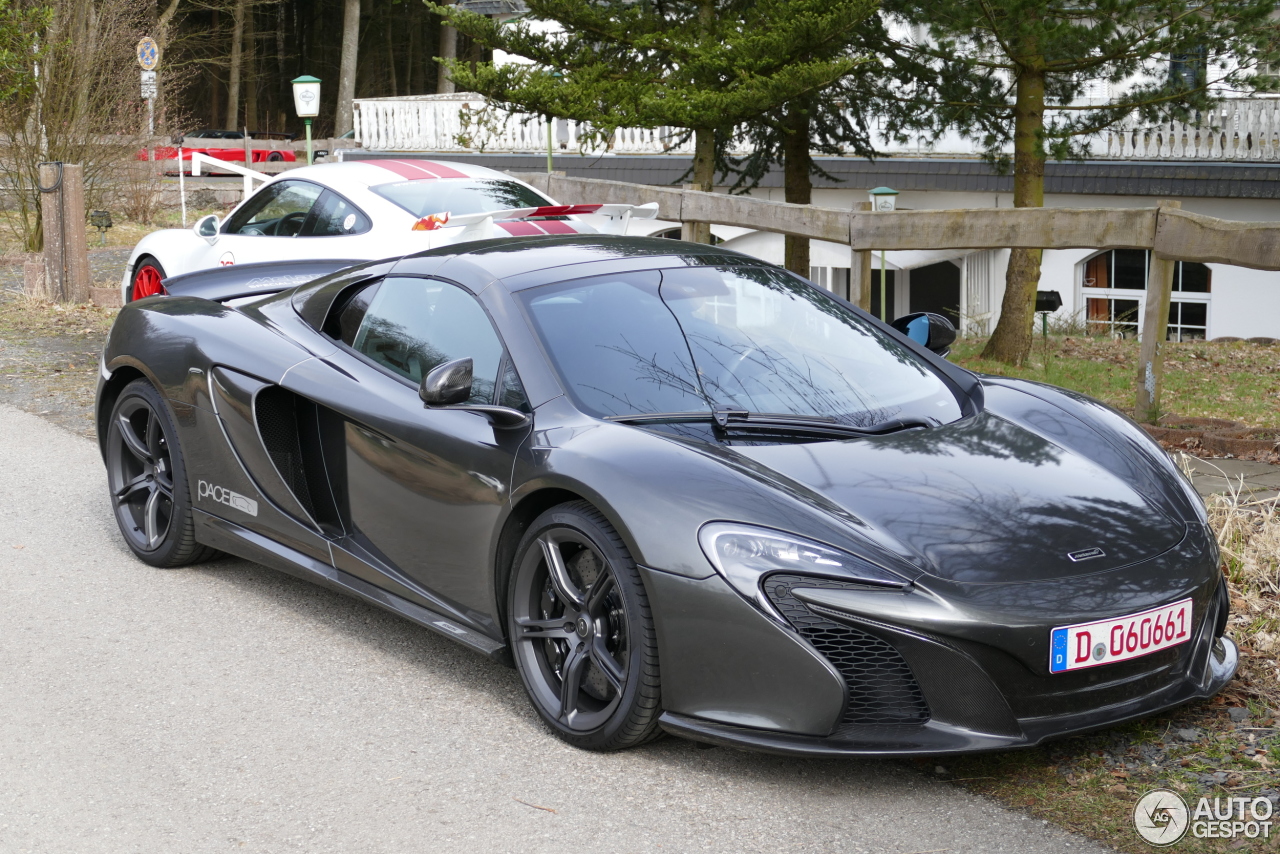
[713,186,1280,340]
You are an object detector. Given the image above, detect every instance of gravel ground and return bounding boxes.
[0,403,1109,854]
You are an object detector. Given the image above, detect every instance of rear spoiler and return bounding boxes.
[413,202,659,239]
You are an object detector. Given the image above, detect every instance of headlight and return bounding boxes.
[698,522,910,622]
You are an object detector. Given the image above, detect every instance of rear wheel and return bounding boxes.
[508,501,662,751]
[105,378,218,567]
[130,256,166,301]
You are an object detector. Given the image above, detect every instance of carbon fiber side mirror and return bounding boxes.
[420,357,473,406]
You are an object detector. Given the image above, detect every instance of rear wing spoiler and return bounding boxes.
[412,202,660,239]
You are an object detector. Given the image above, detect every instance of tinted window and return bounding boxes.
[373,178,552,218]
[307,190,371,236]
[332,281,381,346]
[522,266,962,427]
[499,360,531,412]
[522,271,709,417]
[224,180,323,236]
[349,277,503,405]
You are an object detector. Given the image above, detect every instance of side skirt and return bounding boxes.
[193,509,509,664]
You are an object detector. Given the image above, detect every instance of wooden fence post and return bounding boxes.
[679,184,706,243]
[63,165,91,303]
[849,201,872,311]
[37,163,90,303]
[38,163,64,301]
[1134,199,1182,423]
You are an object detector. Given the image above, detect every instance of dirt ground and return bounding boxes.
[0,249,127,439]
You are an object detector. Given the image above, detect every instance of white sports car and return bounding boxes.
[122,159,655,302]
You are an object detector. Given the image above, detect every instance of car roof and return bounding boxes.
[392,234,772,291]
[272,158,516,194]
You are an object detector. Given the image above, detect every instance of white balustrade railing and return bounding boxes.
[354,93,1280,162]
[1100,99,1280,161]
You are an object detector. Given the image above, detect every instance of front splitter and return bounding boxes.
[659,637,1238,757]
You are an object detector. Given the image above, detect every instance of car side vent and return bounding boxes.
[254,386,318,520]
[765,574,930,728]
[253,385,346,536]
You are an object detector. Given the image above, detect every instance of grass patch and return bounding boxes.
[952,335,1280,427]
[0,292,117,343]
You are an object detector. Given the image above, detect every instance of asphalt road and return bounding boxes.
[0,404,1108,854]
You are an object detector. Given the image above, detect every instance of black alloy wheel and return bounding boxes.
[106,379,217,567]
[509,502,662,750]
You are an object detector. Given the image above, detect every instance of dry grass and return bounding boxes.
[1195,457,1280,710]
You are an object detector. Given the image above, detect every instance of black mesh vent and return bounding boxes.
[254,387,316,519]
[765,574,930,728]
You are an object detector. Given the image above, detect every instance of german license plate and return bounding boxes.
[1050,598,1193,673]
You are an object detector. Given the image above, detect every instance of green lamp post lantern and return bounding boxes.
[869,187,899,321]
[291,75,322,165]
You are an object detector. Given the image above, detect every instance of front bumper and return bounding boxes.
[644,525,1237,757]
[659,635,1237,756]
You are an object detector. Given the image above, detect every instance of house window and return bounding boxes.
[1081,250,1211,341]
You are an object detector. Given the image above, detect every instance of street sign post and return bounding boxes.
[137,37,160,146]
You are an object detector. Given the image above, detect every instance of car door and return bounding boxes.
[303,275,530,629]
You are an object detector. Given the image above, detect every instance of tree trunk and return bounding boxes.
[156,0,182,131]
[980,61,1046,365]
[225,0,245,129]
[404,2,416,94]
[437,0,457,94]
[276,0,288,130]
[385,15,398,96]
[782,103,812,276]
[244,2,257,131]
[681,127,714,244]
[335,0,360,135]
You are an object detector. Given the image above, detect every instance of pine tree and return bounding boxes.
[429,0,877,243]
[731,21,948,274]
[882,0,1280,364]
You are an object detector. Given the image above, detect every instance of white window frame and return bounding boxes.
[1078,250,1211,342]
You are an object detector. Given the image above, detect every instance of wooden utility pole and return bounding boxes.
[1134,200,1183,423]
[849,201,872,311]
[37,163,90,304]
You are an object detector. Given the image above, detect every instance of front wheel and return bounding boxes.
[508,501,662,751]
[105,378,218,567]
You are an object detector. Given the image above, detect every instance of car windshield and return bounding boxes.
[521,265,963,429]
[372,178,553,218]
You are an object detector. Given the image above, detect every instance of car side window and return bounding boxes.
[223,180,324,237]
[346,277,504,405]
[306,190,371,236]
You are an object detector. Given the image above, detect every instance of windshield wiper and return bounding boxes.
[606,409,939,438]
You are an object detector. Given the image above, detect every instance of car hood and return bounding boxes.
[725,411,1185,584]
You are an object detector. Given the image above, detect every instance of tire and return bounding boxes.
[105,378,219,568]
[266,151,284,162]
[508,501,662,751]
[130,256,167,301]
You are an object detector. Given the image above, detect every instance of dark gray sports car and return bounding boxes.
[96,236,1236,755]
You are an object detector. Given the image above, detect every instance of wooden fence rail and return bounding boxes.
[513,171,1280,422]
[514,172,1280,270]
